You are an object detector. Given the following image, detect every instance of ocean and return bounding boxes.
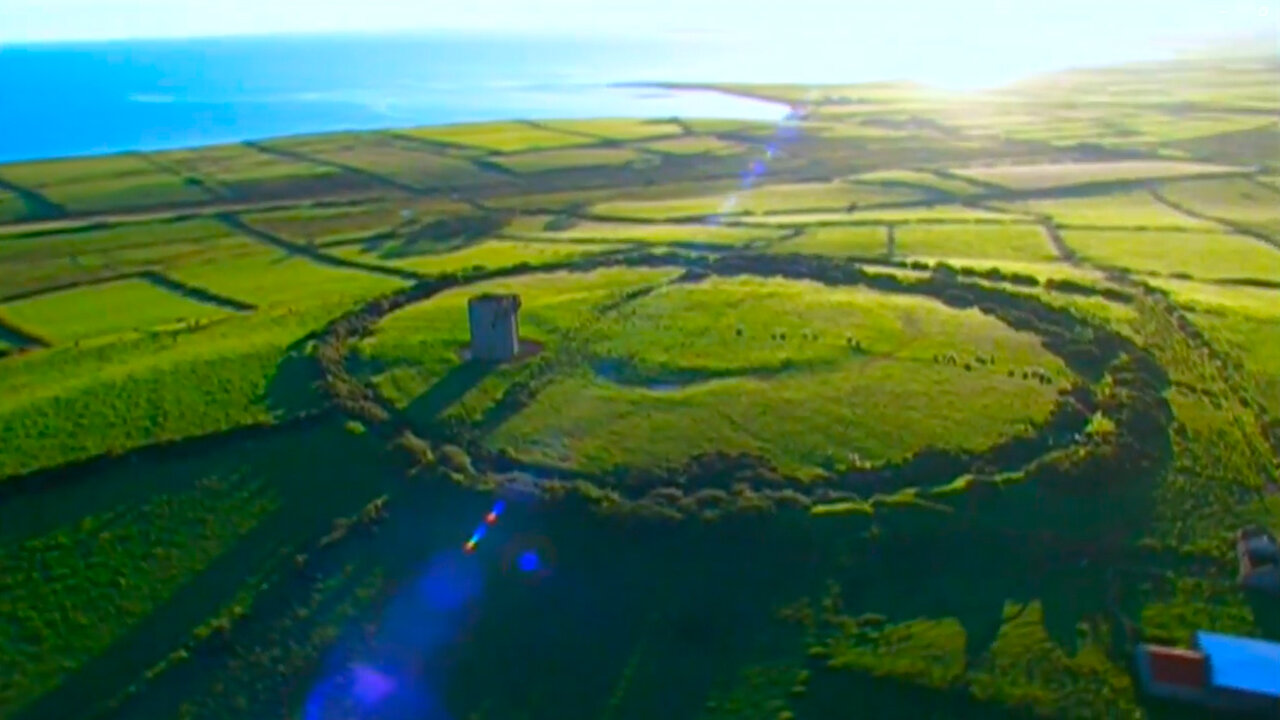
[0,32,819,164]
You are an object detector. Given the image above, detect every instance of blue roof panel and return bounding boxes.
[1196,631,1280,697]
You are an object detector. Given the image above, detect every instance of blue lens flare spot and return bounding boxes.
[351,663,396,707]
[517,550,540,573]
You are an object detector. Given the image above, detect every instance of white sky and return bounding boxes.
[2,0,1275,45]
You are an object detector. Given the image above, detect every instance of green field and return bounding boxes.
[537,118,686,140]
[399,121,600,152]
[147,144,338,197]
[951,159,1245,190]
[0,300,340,479]
[3,56,1280,720]
[238,200,471,245]
[491,147,644,173]
[329,238,623,275]
[893,223,1056,262]
[0,190,27,223]
[0,219,255,298]
[767,225,889,257]
[504,215,784,245]
[738,204,1020,226]
[636,136,746,155]
[0,278,235,344]
[0,154,215,213]
[166,241,406,307]
[1061,228,1280,281]
[486,275,1067,476]
[850,169,987,196]
[1156,177,1280,238]
[997,191,1222,229]
[590,181,924,220]
[262,134,504,190]
[362,267,683,414]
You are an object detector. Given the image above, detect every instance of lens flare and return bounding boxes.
[350,663,396,706]
[710,96,815,220]
[462,500,505,552]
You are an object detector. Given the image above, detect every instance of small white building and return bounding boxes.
[468,294,521,362]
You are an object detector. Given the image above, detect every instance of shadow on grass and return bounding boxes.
[0,415,328,548]
[403,359,498,423]
[796,668,1036,720]
[263,336,329,419]
[1246,591,1280,641]
[14,418,404,720]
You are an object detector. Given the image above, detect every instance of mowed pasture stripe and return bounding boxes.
[213,212,425,282]
[139,271,258,312]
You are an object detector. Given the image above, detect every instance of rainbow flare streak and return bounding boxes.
[463,500,506,553]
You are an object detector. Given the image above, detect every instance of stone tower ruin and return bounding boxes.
[467,293,521,361]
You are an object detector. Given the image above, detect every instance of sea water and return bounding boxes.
[0,32,804,163]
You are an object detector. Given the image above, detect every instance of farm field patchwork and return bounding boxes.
[146,143,339,198]
[261,135,506,190]
[3,55,1280,720]
[0,154,215,214]
[0,219,256,298]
